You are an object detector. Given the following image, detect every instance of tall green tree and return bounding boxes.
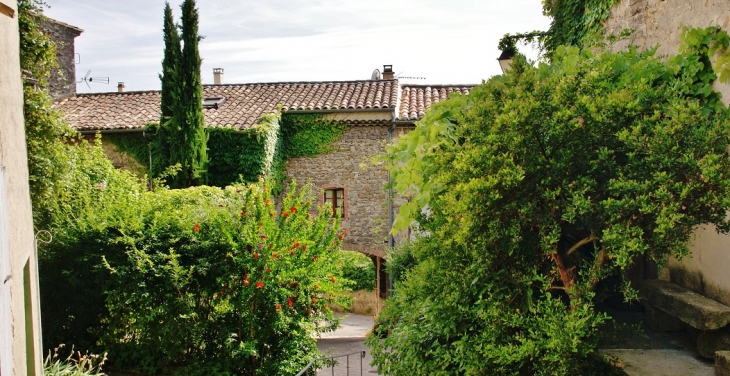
[153,2,181,177]
[171,0,208,187]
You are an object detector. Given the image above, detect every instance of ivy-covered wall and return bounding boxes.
[104,112,346,191]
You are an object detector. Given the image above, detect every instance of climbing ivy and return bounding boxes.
[280,113,347,158]
[103,112,345,194]
[499,0,620,59]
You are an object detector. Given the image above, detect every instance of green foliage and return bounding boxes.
[44,345,107,376]
[105,132,152,173]
[18,0,77,228]
[158,0,208,188]
[207,128,268,186]
[385,241,418,285]
[340,250,375,291]
[155,2,182,177]
[373,31,730,374]
[280,113,347,158]
[40,160,349,374]
[499,0,619,59]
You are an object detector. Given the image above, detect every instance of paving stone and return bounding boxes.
[716,351,730,376]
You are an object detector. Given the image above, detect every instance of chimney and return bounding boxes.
[382,65,394,80]
[117,82,125,93]
[213,68,224,85]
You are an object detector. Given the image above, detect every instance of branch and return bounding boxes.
[566,235,596,256]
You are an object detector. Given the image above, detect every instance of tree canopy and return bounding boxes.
[368,29,730,375]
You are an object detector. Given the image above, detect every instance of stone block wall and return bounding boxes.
[285,125,390,257]
[82,134,147,178]
[41,17,81,101]
[605,0,730,305]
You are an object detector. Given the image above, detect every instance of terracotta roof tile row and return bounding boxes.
[397,85,472,121]
[55,80,473,131]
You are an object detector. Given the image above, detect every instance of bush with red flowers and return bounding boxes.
[99,180,349,375]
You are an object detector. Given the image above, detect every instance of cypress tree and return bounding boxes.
[173,0,208,187]
[154,2,181,177]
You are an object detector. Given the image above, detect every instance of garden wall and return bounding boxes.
[605,0,730,305]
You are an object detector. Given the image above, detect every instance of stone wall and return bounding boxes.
[286,125,390,258]
[605,0,730,305]
[41,17,81,101]
[82,134,147,178]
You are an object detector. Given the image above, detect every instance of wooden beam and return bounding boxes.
[0,2,15,18]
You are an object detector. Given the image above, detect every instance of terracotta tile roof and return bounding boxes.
[56,80,399,131]
[397,84,473,121]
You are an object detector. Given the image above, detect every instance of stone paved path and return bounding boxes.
[314,314,379,375]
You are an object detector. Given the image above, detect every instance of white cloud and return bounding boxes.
[44,0,551,93]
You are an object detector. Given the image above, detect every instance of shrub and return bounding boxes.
[340,250,375,291]
[370,30,730,375]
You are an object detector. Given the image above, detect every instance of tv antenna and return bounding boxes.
[77,70,110,88]
[396,71,426,80]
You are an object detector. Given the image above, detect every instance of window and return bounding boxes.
[202,97,226,109]
[324,188,344,217]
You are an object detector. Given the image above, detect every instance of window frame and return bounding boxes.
[322,186,347,219]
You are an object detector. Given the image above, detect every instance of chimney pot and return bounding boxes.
[383,65,394,80]
[117,82,125,93]
[213,68,224,85]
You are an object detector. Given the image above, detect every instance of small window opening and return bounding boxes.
[203,97,226,109]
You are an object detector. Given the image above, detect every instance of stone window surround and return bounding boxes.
[320,185,347,219]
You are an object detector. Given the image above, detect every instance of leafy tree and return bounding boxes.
[153,2,182,176]
[368,30,730,375]
[170,0,208,187]
[156,0,207,187]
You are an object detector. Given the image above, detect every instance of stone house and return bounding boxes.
[55,71,472,297]
[604,0,730,367]
[1,0,44,374]
[40,17,83,101]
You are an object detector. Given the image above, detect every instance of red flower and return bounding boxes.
[270,211,275,217]
[302,244,307,252]
[294,242,300,248]
[276,304,281,311]
[283,212,289,218]
[290,207,297,213]
[288,297,294,307]
[338,234,344,240]
[256,281,263,289]
[315,284,320,290]
[244,280,250,286]
[223,283,228,287]
[289,251,294,255]
[312,297,317,303]
[331,277,336,283]
[272,252,278,259]
[266,267,271,273]
[312,255,318,261]
[219,291,224,295]
[193,223,200,233]
[241,211,246,217]
[253,253,259,259]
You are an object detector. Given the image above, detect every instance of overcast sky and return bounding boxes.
[44,0,552,94]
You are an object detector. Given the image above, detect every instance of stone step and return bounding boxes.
[640,279,730,331]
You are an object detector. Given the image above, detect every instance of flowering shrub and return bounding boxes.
[98,181,349,374]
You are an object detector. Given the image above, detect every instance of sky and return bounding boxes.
[44,0,552,94]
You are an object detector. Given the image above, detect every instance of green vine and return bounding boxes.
[104,112,346,195]
[499,0,620,59]
[280,113,347,157]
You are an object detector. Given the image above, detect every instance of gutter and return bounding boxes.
[387,110,397,296]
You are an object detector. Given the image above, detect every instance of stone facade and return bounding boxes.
[286,125,390,257]
[604,0,730,307]
[1,1,44,374]
[41,17,82,101]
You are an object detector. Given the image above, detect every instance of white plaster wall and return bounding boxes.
[0,0,44,373]
[605,0,730,305]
